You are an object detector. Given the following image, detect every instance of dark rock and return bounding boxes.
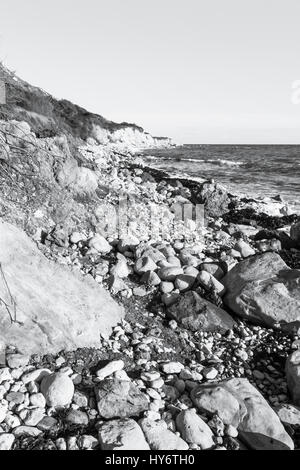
[168,291,235,333]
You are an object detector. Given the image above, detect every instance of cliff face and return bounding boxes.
[0,63,172,149]
[91,124,172,150]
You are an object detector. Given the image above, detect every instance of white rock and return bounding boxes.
[13,426,42,437]
[70,232,86,244]
[176,409,214,449]
[41,372,74,407]
[23,409,45,426]
[88,234,111,254]
[0,433,15,450]
[234,240,256,258]
[203,367,218,380]
[56,437,67,450]
[5,414,21,429]
[139,418,188,450]
[161,362,185,375]
[99,418,150,450]
[30,393,46,408]
[96,360,125,380]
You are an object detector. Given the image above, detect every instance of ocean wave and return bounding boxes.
[145,155,245,166]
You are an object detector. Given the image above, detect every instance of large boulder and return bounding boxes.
[168,291,235,333]
[0,220,123,354]
[191,378,294,450]
[223,252,300,329]
[95,379,149,419]
[197,181,232,218]
[285,351,300,406]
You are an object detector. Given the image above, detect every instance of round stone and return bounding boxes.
[41,372,74,407]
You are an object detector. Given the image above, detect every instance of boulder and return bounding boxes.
[168,291,235,333]
[41,372,74,407]
[0,220,123,354]
[87,234,111,254]
[276,404,300,426]
[95,379,149,419]
[199,263,224,280]
[223,252,300,329]
[139,418,188,450]
[55,158,98,195]
[286,351,300,406]
[98,419,149,450]
[191,378,294,450]
[198,181,232,217]
[158,266,183,281]
[176,409,214,449]
[134,256,157,275]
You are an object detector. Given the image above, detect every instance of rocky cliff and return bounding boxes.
[0,63,172,149]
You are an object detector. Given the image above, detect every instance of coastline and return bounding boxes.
[140,144,300,215]
[0,121,300,450]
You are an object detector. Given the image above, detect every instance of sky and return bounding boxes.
[0,0,300,144]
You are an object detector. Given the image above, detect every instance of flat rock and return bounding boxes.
[98,418,150,450]
[191,378,294,450]
[95,379,149,419]
[139,418,188,450]
[13,426,42,438]
[168,291,235,333]
[223,252,300,329]
[0,220,123,354]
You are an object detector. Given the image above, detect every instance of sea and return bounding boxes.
[142,145,300,214]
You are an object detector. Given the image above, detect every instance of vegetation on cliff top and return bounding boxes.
[0,63,146,140]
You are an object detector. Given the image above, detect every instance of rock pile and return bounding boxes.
[0,118,299,450]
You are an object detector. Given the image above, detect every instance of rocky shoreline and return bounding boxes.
[0,119,300,450]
